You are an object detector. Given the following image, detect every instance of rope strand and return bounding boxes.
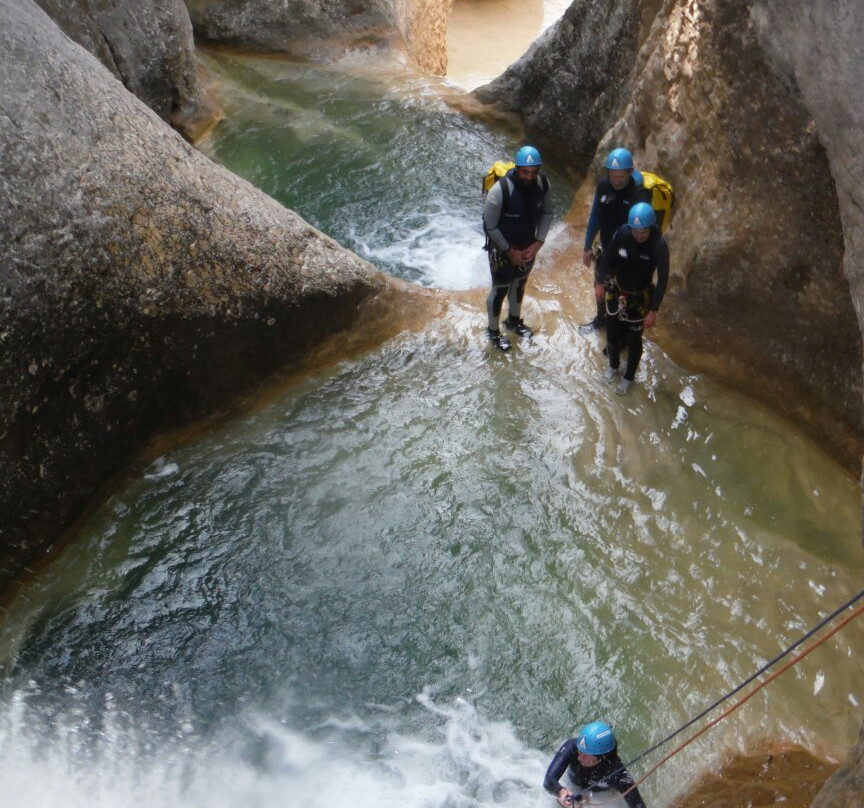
[624,586,864,772]
[619,594,864,799]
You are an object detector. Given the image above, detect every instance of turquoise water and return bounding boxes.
[196,50,571,290]
[1,51,862,808]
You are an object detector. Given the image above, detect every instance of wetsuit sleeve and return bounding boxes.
[596,228,619,285]
[583,185,601,250]
[535,177,554,243]
[543,739,578,795]
[483,180,510,253]
[648,237,670,311]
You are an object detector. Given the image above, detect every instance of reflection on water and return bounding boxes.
[1,51,863,808]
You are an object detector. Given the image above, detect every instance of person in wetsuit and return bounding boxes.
[595,202,669,396]
[582,148,652,329]
[544,720,647,808]
[483,144,553,351]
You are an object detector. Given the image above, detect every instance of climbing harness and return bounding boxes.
[605,286,648,324]
[616,586,864,799]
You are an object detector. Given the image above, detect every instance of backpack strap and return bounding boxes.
[499,176,512,212]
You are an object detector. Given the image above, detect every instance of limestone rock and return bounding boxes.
[0,0,434,590]
[185,0,395,57]
[814,724,864,808]
[184,0,452,75]
[32,0,222,141]
[473,0,644,174]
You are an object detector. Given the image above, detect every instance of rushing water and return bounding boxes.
[194,51,569,291]
[1,51,863,808]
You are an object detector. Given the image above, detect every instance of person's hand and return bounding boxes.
[582,249,593,268]
[594,282,605,302]
[506,247,524,266]
[522,241,542,264]
[644,310,657,329]
[556,787,574,807]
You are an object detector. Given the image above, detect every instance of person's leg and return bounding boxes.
[606,308,622,371]
[592,294,606,329]
[505,273,534,336]
[623,324,644,379]
[486,252,513,349]
[487,283,509,331]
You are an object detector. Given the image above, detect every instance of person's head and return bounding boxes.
[575,720,617,768]
[627,202,656,243]
[605,147,634,190]
[514,145,542,189]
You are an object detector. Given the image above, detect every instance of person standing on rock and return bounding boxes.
[596,202,669,395]
[544,720,648,808]
[581,148,652,330]
[483,145,553,351]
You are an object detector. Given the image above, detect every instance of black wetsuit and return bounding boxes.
[543,739,647,808]
[483,169,553,330]
[584,176,651,324]
[584,177,651,256]
[596,223,669,382]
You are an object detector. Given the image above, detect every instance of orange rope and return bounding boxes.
[621,598,864,799]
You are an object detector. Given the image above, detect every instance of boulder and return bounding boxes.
[0,0,435,591]
[184,0,452,75]
[32,0,222,141]
[814,724,864,808]
[473,0,644,177]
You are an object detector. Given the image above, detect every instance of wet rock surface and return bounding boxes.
[814,724,864,808]
[184,0,452,74]
[668,746,837,808]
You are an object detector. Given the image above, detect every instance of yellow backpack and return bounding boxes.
[640,171,675,232]
[482,160,516,196]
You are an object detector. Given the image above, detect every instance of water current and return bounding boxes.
[1,48,863,808]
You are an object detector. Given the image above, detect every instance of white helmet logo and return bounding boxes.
[632,215,645,227]
[610,158,621,169]
[526,155,536,165]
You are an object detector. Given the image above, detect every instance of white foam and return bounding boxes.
[0,691,552,808]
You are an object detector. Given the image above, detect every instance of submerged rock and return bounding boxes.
[0,0,436,591]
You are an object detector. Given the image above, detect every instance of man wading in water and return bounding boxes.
[596,202,669,395]
[482,145,553,351]
[581,147,651,331]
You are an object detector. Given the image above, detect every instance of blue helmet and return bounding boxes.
[515,145,542,167]
[605,148,634,170]
[576,721,616,756]
[628,202,656,229]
